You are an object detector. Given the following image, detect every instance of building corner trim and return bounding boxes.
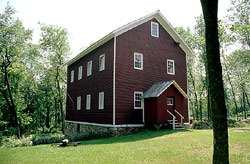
[113,36,117,125]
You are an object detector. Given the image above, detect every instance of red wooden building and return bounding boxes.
[65,11,192,130]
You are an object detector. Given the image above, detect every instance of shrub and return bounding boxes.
[192,120,212,129]
[31,133,65,145]
[1,133,65,148]
[2,135,33,148]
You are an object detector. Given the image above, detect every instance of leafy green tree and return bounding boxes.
[0,4,32,138]
[39,24,70,133]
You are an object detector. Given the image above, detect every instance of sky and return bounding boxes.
[0,0,231,59]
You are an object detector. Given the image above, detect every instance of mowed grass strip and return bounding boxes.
[0,128,249,164]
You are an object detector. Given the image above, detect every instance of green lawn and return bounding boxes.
[0,128,249,164]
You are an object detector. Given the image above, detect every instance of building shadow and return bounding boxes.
[80,128,191,146]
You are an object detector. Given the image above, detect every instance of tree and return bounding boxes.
[200,0,229,163]
[0,4,32,138]
[39,24,70,133]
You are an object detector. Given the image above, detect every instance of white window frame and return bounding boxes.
[87,61,92,76]
[151,22,159,37]
[78,66,82,80]
[134,52,143,70]
[99,54,105,71]
[167,98,174,105]
[167,59,175,75]
[70,70,74,83]
[99,92,104,109]
[77,96,81,110]
[86,94,91,110]
[134,92,143,109]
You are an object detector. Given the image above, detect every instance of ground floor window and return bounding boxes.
[86,94,91,110]
[99,92,104,109]
[167,98,174,105]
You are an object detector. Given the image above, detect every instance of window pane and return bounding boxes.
[71,70,74,83]
[99,55,105,71]
[77,96,81,110]
[168,60,174,74]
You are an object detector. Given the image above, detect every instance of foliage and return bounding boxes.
[0,129,249,164]
[1,133,65,148]
[0,4,70,137]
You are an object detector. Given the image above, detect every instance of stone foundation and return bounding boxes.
[65,121,143,141]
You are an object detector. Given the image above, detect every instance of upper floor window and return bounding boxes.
[70,70,74,83]
[151,22,159,37]
[134,53,143,70]
[87,61,92,76]
[134,92,143,109]
[99,92,104,109]
[78,66,82,80]
[86,94,91,110]
[99,54,105,71]
[77,96,81,110]
[167,59,175,75]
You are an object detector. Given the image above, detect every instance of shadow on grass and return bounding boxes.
[81,129,191,146]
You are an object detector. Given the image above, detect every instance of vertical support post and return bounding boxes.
[173,117,175,130]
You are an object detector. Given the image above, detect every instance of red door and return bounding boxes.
[167,97,175,118]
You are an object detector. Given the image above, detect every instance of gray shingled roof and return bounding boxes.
[142,80,188,99]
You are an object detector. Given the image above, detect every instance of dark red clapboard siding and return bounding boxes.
[115,18,188,124]
[66,39,114,124]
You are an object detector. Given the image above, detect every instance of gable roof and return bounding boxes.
[67,10,193,66]
[142,80,188,99]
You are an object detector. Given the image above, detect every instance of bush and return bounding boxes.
[2,135,33,148]
[192,120,212,129]
[31,133,65,145]
[1,133,65,148]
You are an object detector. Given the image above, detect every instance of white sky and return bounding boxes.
[0,0,231,59]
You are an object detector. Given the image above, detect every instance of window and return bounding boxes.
[86,94,91,110]
[134,53,143,70]
[167,98,174,105]
[167,60,175,75]
[78,66,82,80]
[134,92,143,109]
[87,61,92,76]
[99,92,104,109]
[77,96,81,110]
[99,54,105,71]
[70,70,74,83]
[151,22,159,37]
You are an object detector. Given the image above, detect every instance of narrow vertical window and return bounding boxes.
[134,53,143,70]
[87,61,92,76]
[77,96,81,110]
[70,70,74,83]
[167,60,175,75]
[78,66,82,80]
[99,54,105,71]
[86,94,91,110]
[151,22,159,37]
[99,92,104,109]
[134,92,143,109]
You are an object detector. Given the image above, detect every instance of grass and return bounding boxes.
[0,128,249,164]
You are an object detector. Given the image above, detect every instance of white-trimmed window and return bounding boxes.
[78,66,82,80]
[70,70,74,83]
[134,53,143,70]
[99,92,104,109]
[86,94,91,110]
[87,61,92,76]
[77,96,81,110]
[99,54,105,71]
[151,22,159,37]
[134,92,143,109]
[167,60,175,75]
[167,98,174,105]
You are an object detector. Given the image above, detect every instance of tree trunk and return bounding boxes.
[222,54,239,120]
[200,0,229,163]
[2,56,21,138]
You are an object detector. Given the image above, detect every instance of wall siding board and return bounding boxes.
[115,18,188,124]
[66,39,114,124]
